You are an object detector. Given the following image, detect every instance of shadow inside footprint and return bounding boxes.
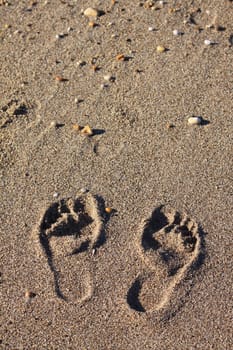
[142,205,168,251]
[128,206,205,318]
[127,277,145,312]
[38,193,106,302]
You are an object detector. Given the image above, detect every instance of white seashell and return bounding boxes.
[188,116,202,125]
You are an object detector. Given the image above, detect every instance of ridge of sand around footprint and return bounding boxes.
[127,205,204,321]
[32,192,105,303]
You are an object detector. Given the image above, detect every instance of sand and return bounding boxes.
[0,0,233,349]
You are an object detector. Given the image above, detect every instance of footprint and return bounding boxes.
[127,205,203,319]
[35,193,104,303]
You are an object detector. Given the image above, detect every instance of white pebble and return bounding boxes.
[56,33,64,39]
[188,116,202,125]
[148,26,155,32]
[103,74,112,81]
[50,121,57,127]
[53,192,59,198]
[76,60,85,67]
[80,188,88,194]
[84,7,99,18]
[204,39,212,45]
[100,83,108,89]
[173,29,181,36]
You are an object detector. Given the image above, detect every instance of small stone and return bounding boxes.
[53,192,59,198]
[76,60,86,67]
[157,45,166,53]
[84,7,99,18]
[204,39,212,45]
[50,121,57,127]
[88,21,96,27]
[25,290,36,303]
[187,116,202,125]
[100,83,108,89]
[173,29,181,36]
[91,64,99,72]
[54,75,65,82]
[92,248,96,256]
[105,207,113,214]
[80,188,88,194]
[166,122,175,129]
[72,123,82,131]
[148,26,155,31]
[103,74,113,82]
[116,54,125,61]
[80,124,93,136]
[55,33,65,39]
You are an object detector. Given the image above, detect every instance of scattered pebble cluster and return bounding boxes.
[41,2,224,131]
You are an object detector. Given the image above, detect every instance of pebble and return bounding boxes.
[148,26,155,31]
[80,124,93,136]
[157,45,166,53]
[25,290,35,303]
[89,21,97,27]
[54,75,65,82]
[204,39,212,45]
[50,121,57,127]
[76,60,86,67]
[188,116,202,125]
[55,33,65,39]
[105,207,113,214]
[80,188,88,194]
[173,29,181,36]
[103,74,113,82]
[100,83,108,89]
[53,192,59,198]
[72,123,82,131]
[84,7,99,18]
[116,54,125,61]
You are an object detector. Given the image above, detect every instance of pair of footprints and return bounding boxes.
[35,192,202,318]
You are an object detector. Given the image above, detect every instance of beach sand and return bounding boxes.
[0,1,232,349]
